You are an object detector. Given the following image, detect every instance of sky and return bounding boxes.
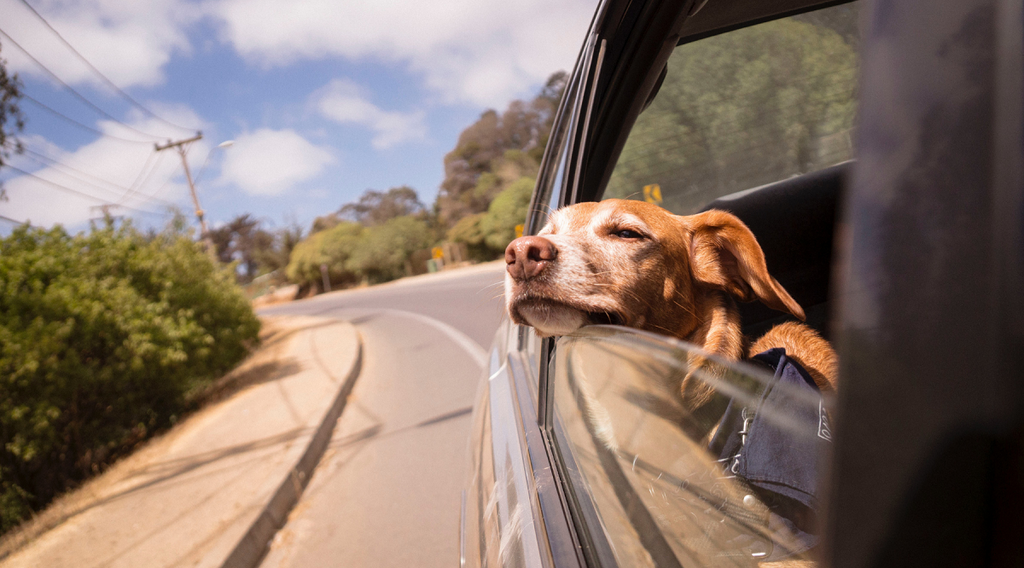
[0,0,595,234]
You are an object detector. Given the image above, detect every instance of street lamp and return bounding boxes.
[193,139,234,187]
[155,134,234,249]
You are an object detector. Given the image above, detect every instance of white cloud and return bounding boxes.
[217,129,334,196]
[0,0,195,89]
[313,79,426,149]
[0,0,593,108]
[208,0,594,107]
[0,107,207,229]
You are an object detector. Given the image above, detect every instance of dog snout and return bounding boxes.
[506,236,557,281]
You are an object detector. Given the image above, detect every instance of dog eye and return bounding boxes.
[613,229,644,239]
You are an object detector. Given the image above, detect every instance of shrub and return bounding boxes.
[446,212,492,261]
[445,177,534,261]
[346,216,433,283]
[479,176,535,252]
[285,221,364,290]
[0,221,259,533]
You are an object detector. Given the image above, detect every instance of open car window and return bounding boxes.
[602,3,860,213]
[552,327,834,565]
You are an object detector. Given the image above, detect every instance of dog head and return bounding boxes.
[504,199,804,340]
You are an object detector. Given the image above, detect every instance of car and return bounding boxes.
[461,0,1024,565]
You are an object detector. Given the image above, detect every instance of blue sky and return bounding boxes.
[0,0,594,233]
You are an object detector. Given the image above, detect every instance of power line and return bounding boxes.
[117,151,169,207]
[5,165,163,215]
[19,152,128,202]
[15,0,197,134]
[0,27,169,141]
[0,213,39,227]
[24,145,167,205]
[121,149,159,194]
[20,149,174,208]
[22,146,141,192]
[20,92,154,144]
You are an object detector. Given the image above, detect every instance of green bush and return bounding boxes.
[479,176,534,252]
[446,212,491,261]
[0,221,260,533]
[286,221,365,289]
[448,176,535,260]
[346,216,433,283]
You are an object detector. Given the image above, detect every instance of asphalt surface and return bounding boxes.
[256,262,507,568]
[258,262,507,352]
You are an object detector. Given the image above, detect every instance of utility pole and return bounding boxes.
[155,132,211,246]
[89,204,123,224]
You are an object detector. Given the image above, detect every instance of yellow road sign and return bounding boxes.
[432,247,444,259]
[643,183,663,204]
[515,224,524,238]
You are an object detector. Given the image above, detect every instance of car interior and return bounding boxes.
[700,161,847,341]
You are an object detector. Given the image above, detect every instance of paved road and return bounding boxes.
[256,262,507,567]
[259,262,507,351]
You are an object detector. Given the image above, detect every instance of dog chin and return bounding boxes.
[516,302,587,337]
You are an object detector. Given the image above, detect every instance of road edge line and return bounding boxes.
[220,322,364,568]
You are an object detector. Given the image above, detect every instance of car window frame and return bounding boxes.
[509,18,621,568]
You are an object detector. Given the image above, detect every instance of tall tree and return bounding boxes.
[0,41,26,202]
[434,71,567,228]
[255,221,303,275]
[208,214,287,283]
[338,185,425,227]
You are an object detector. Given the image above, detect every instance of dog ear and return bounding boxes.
[684,210,805,321]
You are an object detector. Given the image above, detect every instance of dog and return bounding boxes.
[504,198,837,418]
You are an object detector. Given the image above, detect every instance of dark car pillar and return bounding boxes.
[826,0,1024,565]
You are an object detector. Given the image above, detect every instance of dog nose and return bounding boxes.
[506,236,557,281]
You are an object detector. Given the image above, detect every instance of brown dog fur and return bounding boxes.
[505,199,838,412]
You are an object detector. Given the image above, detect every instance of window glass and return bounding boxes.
[519,325,543,406]
[552,327,833,565]
[529,64,578,236]
[544,135,571,223]
[520,61,578,405]
[603,5,860,213]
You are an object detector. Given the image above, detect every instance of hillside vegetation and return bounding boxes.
[0,219,259,532]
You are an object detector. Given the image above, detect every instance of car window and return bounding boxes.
[521,99,573,407]
[602,4,860,213]
[519,325,543,405]
[519,41,589,407]
[528,45,584,236]
[552,327,833,565]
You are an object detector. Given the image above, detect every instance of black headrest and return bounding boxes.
[701,161,849,336]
